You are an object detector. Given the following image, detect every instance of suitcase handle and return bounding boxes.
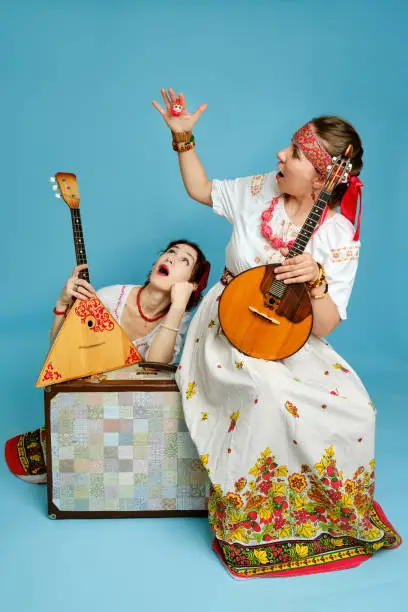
[137,361,177,374]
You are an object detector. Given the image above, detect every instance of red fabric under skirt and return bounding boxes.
[212,500,401,578]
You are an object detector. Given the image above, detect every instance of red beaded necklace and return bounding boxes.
[261,196,328,250]
[136,286,169,323]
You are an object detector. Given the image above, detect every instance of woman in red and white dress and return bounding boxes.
[5,239,210,484]
[152,88,401,578]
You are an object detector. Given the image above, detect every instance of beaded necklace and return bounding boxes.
[260,196,328,250]
[136,286,169,323]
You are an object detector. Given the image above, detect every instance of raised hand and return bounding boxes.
[152,88,207,134]
[170,281,196,310]
[58,264,96,304]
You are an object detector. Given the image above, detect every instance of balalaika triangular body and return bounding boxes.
[36,295,141,387]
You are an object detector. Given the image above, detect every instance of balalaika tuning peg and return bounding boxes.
[55,193,61,198]
[52,185,58,191]
[49,177,56,182]
[332,156,338,161]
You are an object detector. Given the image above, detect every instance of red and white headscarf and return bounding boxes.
[293,122,363,240]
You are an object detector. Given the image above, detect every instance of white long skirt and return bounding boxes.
[176,283,400,578]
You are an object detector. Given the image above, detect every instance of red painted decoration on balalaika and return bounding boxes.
[126,346,141,365]
[42,362,63,383]
[74,298,115,332]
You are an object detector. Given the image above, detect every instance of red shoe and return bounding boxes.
[5,427,47,484]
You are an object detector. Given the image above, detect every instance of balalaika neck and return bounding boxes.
[268,190,331,299]
[70,208,89,283]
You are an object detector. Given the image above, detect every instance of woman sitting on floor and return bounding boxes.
[5,239,210,483]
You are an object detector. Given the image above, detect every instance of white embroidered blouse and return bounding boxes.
[212,171,360,319]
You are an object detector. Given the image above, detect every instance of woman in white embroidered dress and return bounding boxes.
[5,240,210,483]
[152,88,401,578]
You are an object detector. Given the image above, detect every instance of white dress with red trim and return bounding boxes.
[176,172,400,579]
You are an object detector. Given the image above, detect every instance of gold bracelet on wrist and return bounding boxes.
[310,280,329,300]
[306,262,327,290]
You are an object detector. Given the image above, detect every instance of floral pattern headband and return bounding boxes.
[293,122,363,241]
[293,123,333,175]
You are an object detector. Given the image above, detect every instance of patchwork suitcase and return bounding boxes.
[45,363,209,519]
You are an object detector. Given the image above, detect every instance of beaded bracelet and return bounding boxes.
[53,305,70,316]
[172,135,195,153]
[173,142,195,153]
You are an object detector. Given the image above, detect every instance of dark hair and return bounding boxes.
[311,116,364,208]
[147,239,209,311]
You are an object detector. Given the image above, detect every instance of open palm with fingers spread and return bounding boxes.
[152,88,207,133]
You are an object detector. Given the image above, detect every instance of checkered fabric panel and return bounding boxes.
[50,389,209,513]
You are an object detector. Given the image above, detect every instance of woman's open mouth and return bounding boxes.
[157,264,170,277]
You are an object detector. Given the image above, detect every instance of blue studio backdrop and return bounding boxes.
[1,1,407,611]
